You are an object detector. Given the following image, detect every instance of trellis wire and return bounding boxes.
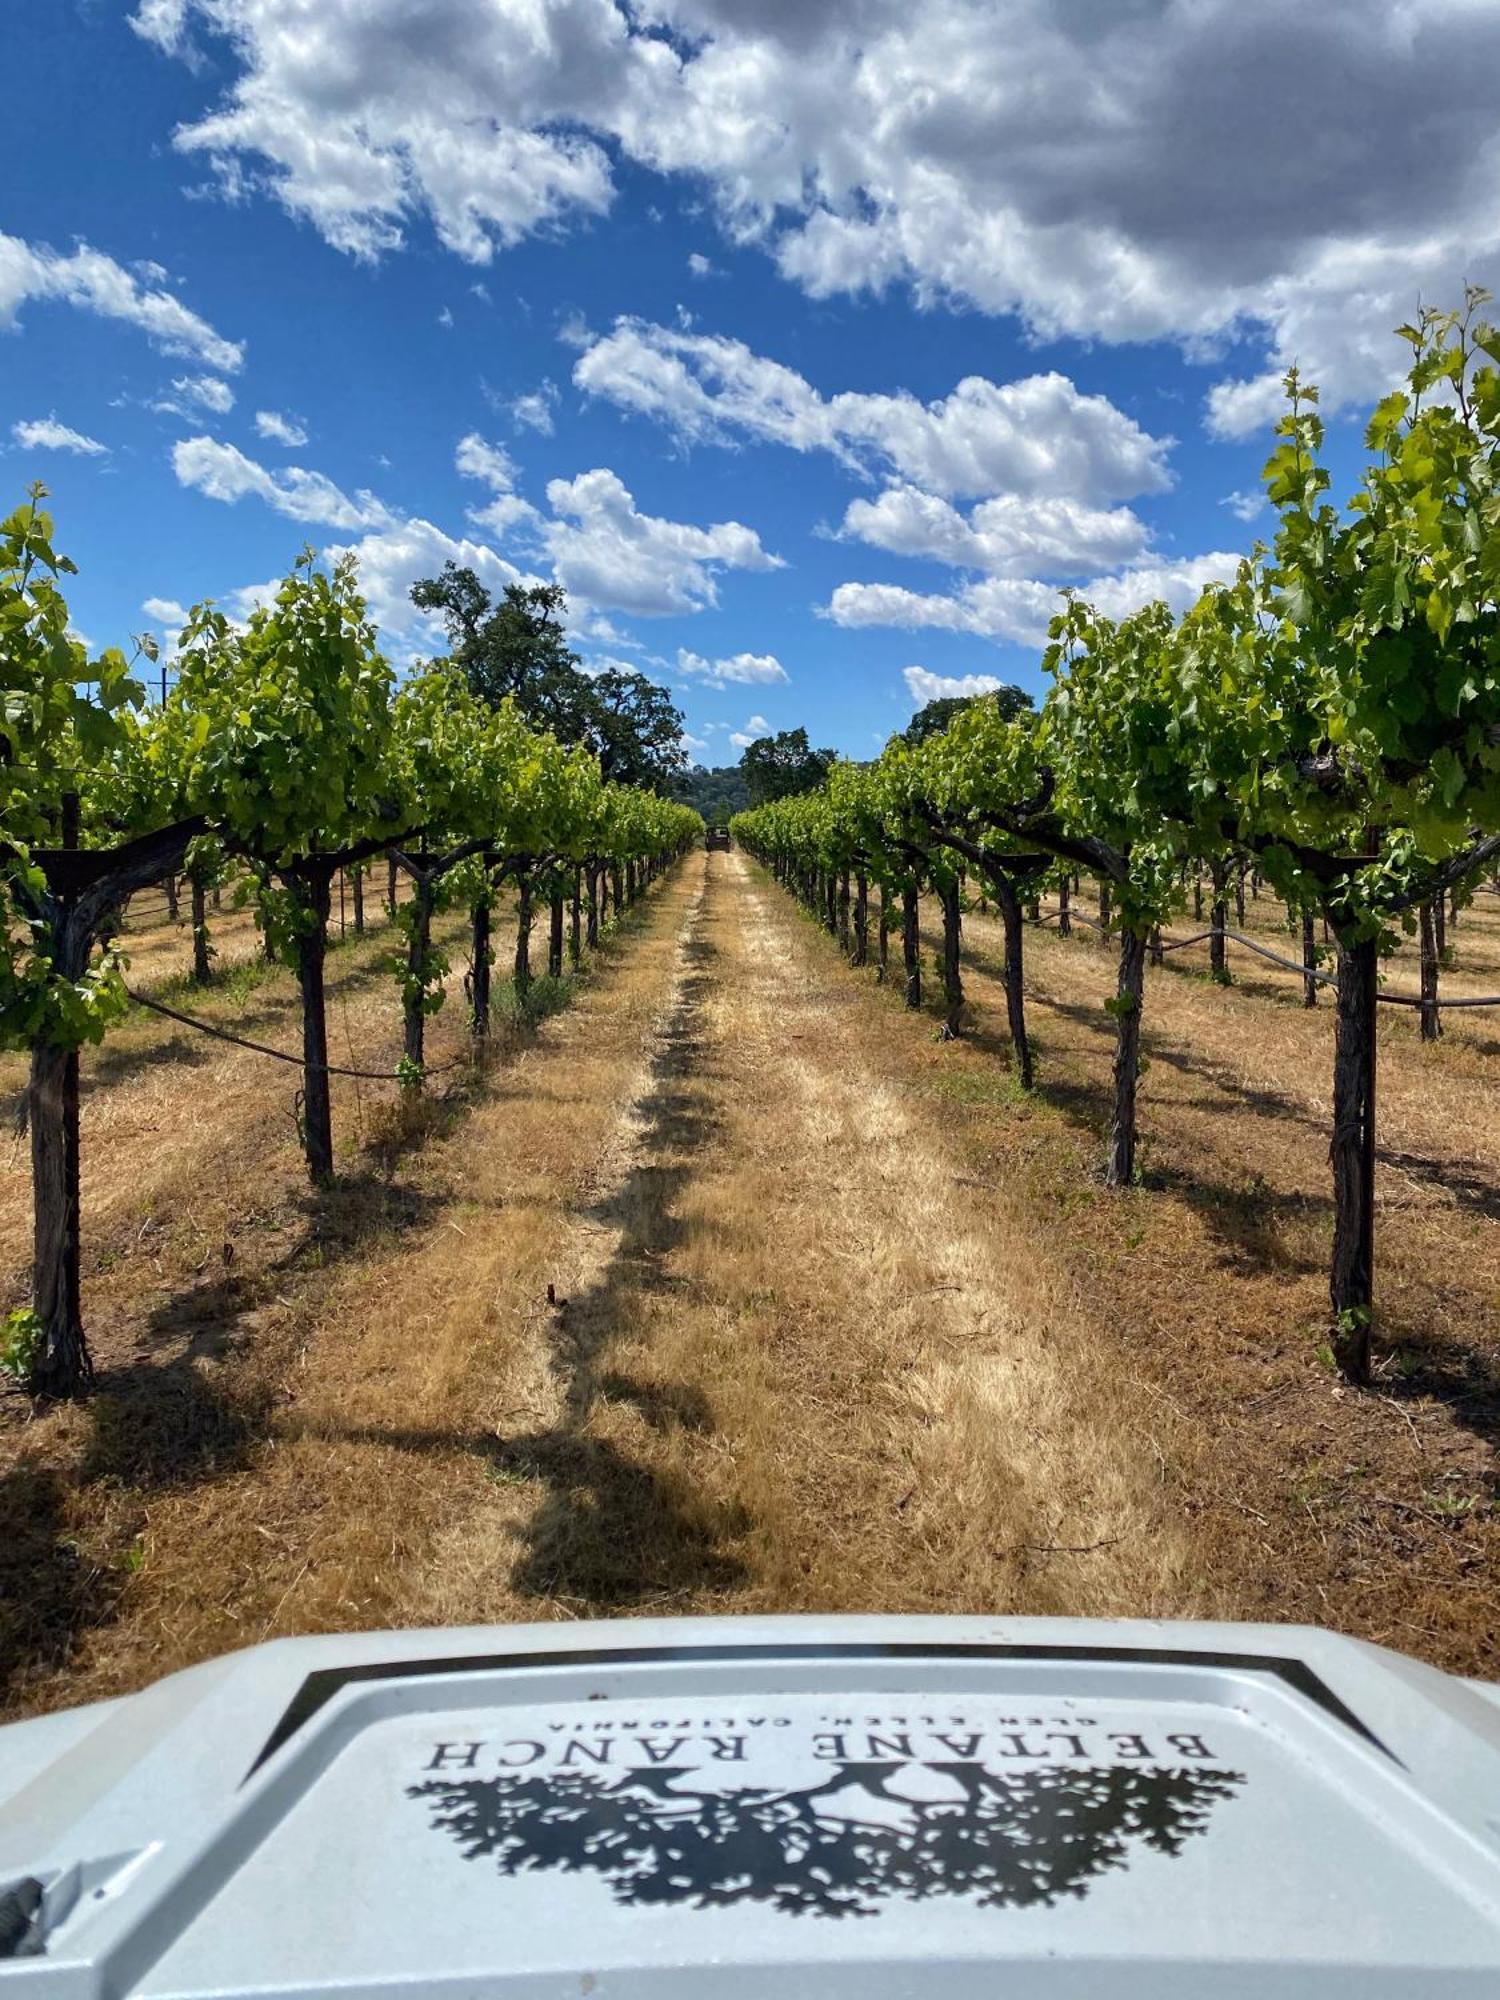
[1026,909,1500,1009]
[123,984,463,1077]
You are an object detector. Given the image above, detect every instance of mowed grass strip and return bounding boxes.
[405,851,1200,1630]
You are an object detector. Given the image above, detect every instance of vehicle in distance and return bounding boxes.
[705,824,732,850]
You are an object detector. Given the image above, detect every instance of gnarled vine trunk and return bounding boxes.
[985,867,1033,1090]
[515,875,533,1003]
[586,862,600,949]
[876,883,889,980]
[570,870,582,967]
[24,815,204,1397]
[29,1033,89,1398]
[939,878,963,1037]
[351,863,365,937]
[1301,906,1318,1008]
[403,874,434,1077]
[1105,926,1147,1189]
[1058,876,1071,938]
[189,869,212,985]
[853,870,869,966]
[902,882,921,1009]
[292,866,335,1185]
[470,893,492,1039]
[549,889,565,978]
[1209,859,1229,982]
[1419,901,1441,1042]
[1330,935,1378,1382]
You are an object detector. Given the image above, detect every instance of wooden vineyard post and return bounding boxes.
[1329,933,1378,1381]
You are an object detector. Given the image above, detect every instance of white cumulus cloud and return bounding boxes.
[510,380,558,434]
[0,229,241,370]
[1220,489,1266,524]
[841,484,1151,577]
[826,553,1241,650]
[575,320,1171,502]
[323,518,539,648]
[729,712,773,750]
[903,667,1012,706]
[142,595,189,624]
[12,416,108,455]
[172,435,395,530]
[455,431,519,490]
[171,373,234,413]
[541,466,780,617]
[677,647,788,686]
[129,1,1500,419]
[255,408,309,447]
[454,429,541,543]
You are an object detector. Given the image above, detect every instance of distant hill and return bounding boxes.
[671,764,751,822]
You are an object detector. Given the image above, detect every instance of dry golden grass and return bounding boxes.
[938,881,1500,1670]
[409,852,1199,1628]
[0,865,584,1708]
[4,850,1497,1721]
[591,856,1199,1622]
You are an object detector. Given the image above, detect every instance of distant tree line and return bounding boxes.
[409,568,688,793]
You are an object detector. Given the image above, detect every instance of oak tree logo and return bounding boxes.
[409,1758,1245,1918]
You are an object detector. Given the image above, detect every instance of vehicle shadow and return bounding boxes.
[510,897,749,1601]
[0,1461,125,1709]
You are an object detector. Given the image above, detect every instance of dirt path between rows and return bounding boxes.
[5,851,1203,1718]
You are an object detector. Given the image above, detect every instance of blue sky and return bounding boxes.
[6,1,1495,761]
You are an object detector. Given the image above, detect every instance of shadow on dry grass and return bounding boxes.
[510,911,750,1602]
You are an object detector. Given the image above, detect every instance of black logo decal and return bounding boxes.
[410,1759,1244,1918]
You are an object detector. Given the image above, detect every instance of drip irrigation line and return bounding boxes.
[123,984,463,1078]
[1029,911,1500,1009]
